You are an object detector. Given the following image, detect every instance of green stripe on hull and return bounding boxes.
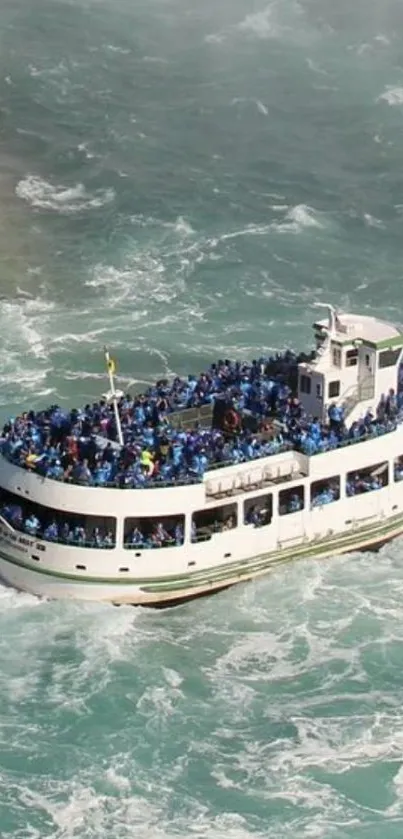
[0,512,402,593]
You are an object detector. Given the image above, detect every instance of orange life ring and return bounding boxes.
[223,409,240,432]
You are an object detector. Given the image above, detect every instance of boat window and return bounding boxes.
[346,461,388,497]
[244,494,273,527]
[310,476,340,508]
[191,503,237,543]
[332,346,342,368]
[393,456,403,482]
[299,375,311,394]
[378,348,401,369]
[278,485,304,516]
[123,514,185,549]
[0,487,116,548]
[328,380,340,398]
[346,348,358,367]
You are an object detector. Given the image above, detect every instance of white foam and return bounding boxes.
[272,204,324,233]
[0,584,42,610]
[306,58,328,76]
[364,213,383,228]
[85,256,184,308]
[205,1,302,45]
[16,175,115,214]
[105,44,131,55]
[219,223,272,242]
[237,6,280,39]
[231,97,268,115]
[0,298,52,362]
[174,216,195,236]
[377,86,403,106]
[374,34,391,46]
[77,142,97,160]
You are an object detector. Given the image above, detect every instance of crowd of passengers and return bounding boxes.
[1,353,403,488]
[125,521,184,548]
[0,494,223,549]
[0,502,115,548]
[126,515,236,547]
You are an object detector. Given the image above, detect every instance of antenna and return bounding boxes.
[313,302,337,335]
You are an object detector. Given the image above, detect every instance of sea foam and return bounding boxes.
[15,175,115,213]
[377,86,403,106]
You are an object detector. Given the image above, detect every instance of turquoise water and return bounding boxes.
[1,0,403,835]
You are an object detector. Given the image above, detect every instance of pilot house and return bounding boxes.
[297,307,403,423]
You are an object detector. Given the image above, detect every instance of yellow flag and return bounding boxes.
[107,357,116,375]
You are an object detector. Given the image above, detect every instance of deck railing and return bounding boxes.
[0,417,399,491]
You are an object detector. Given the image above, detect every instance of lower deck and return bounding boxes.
[0,505,402,605]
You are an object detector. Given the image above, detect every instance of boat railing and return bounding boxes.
[0,417,399,491]
[340,375,375,417]
[0,514,116,549]
[124,539,178,549]
[166,403,213,429]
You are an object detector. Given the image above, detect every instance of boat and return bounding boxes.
[0,304,403,607]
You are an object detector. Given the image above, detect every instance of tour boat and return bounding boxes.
[0,304,403,607]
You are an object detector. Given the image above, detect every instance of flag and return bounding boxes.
[107,357,116,375]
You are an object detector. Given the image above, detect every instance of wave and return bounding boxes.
[0,298,53,362]
[231,98,268,115]
[3,545,403,837]
[206,1,305,46]
[271,204,324,233]
[15,175,115,214]
[377,86,403,106]
[237,5,282,40]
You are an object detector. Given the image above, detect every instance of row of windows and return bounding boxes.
[0,458,400,551]
[331,347,400,371]
[300,375,340,399]
[332,347,359,369]
[301,347,402,401]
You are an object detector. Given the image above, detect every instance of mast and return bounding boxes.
[104,347,124,447]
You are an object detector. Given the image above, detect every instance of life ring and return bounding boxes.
[223,409,240,433]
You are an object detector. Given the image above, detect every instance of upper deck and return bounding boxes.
[1,308,403,493]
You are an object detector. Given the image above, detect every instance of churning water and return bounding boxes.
[1,0,403,836]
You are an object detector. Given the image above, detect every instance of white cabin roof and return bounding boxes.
[314,312,402,346]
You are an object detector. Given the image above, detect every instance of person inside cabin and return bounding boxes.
[174,521,184,545]
[24,512,40,536]
[288,493,303,514]
[225,514,236,530]
[245,505,263,526]
[91,527,103,547]
[346,472,383,496]
[2,503,23,528]
[128,526,144,547]
[43,520,59,541]
[152,521,170,547]
[103,529,114,547]
[73,525,86,545]
[311,482,339,507]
